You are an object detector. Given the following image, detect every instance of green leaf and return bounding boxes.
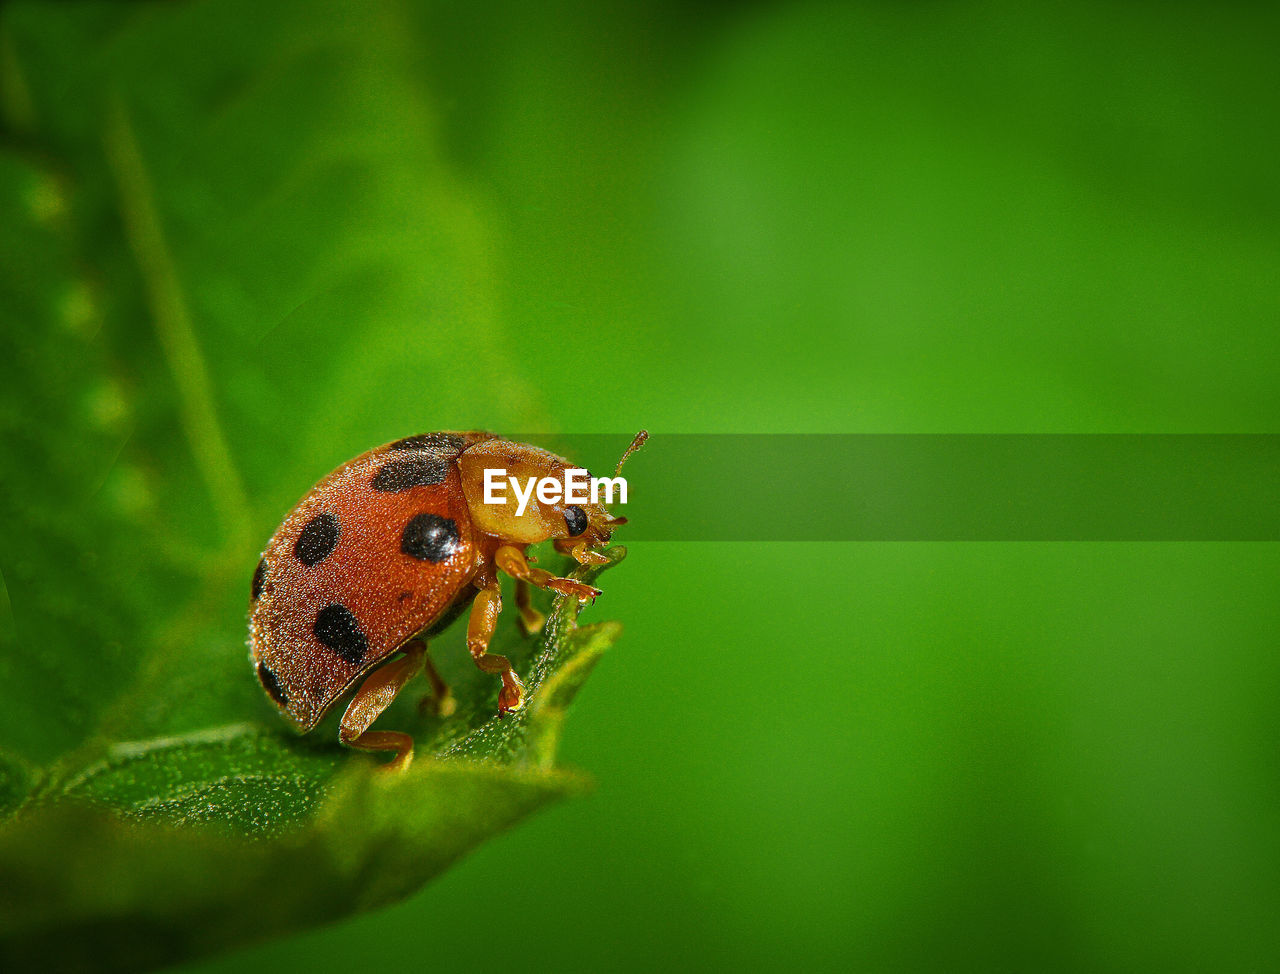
[0,749,33,819]
[0,0,553,759]
[0,3,629,969]
[0,549,625,972]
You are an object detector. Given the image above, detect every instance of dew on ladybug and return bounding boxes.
[248,430,646,771]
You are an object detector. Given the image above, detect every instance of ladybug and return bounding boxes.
[249,430,647,770]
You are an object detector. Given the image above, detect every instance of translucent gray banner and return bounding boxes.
[523,434,1280,541]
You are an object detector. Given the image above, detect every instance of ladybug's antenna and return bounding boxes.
[616,429,649,476]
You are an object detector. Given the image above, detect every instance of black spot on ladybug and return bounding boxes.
[251,558,268,600]
[564,505,588,537]
[401,512,461,563]
[372,457,448,492]
[295,512,339,566]
[313,604,368,664]
[398,591,412,602]
[256,662,288,706]
[390,432,467,453]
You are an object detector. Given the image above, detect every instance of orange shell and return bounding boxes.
[248,432,495,730]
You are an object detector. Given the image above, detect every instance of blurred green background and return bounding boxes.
[2,0,1278,971]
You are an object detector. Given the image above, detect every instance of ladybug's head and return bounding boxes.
[554,430,647,550]
[457,432,646,552]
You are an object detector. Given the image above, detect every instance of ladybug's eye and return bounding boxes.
[564,505,588,537]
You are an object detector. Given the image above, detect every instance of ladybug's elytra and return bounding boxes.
[249,430,647,770]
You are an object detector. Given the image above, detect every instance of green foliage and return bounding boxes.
[0,0,544,763]
[0,3,629,969]
[4,1,1280,973]
[0,557,621,972]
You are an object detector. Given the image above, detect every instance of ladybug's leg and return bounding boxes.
[495,545,601,602]
[553,538,610,566]
[338,641,424,771]
[514,578,545,635]
[418,650,457,719]
[467,578,525,715]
